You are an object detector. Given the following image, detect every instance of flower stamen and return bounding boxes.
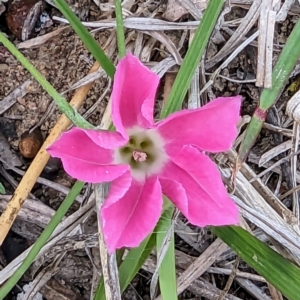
[133,150,147,162]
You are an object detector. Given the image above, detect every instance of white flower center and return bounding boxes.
[113,126,168,181]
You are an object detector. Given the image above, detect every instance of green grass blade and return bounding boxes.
[0,182,5,194]
[214,226,300,300]
[115,0,126,58]
[0,33,94,129]
[260,19,300,110]
[160,0,225,118]
[236,109,266,167]
[54,0,115,78]
[238,18,300,163]
[118,235,156,292]
[0,181,85,300]
[156,206,177,300]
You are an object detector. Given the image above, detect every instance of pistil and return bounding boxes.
[132,150,147,162]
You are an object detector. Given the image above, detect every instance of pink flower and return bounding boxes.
[47,54,241,253]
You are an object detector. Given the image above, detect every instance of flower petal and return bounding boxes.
[160,145,238,226]
[47,128,129,183]
[112,53,160,138]
[156,96,242,153]
[159,177,188,216]
[101,174,163,252]
[84,128,127,148]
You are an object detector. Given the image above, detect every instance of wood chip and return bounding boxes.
[17,27,69,49]
[0,80,32,115]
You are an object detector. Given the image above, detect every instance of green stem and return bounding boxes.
[238,18,300,163]
[260,18,300,110]
[157,205,177,300]
[115,0,126,57]
[0,33,94,129]
[0,182,5,194]
[0,181,85,300]
[237,108,266,165]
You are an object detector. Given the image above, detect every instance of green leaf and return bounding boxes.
[119,234,156,291]
[156,205,177,300]
[115,0,126,58]
[160,0,225,119]
[54,0,115,78]
[214,226,300,300]
[0,182,5,194]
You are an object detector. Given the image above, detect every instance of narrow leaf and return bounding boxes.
[115,0,126,58]
[238,18,300,163]
[214,226,300,300]
[119,234,156,292]
[260,18,300,111]
[236,109,266,168]
[160,0,225,118]
[54,0,115,78]
[156,205,177,300]
[0,182,5,194]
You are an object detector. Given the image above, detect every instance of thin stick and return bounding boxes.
[256,0,269,86]
[217,257,241,300]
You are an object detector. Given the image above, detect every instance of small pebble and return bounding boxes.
[19,127,43,158]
